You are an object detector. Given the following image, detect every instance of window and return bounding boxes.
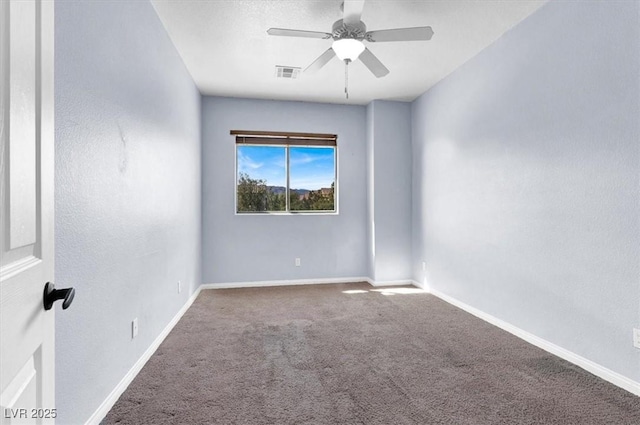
[233,130,337,213]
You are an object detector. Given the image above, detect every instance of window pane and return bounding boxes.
[289,146,336,212]
[237,146,286,212]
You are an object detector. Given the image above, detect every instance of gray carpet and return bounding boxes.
[103,283,640,424]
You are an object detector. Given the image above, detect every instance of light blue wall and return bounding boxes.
[366,102,375,279]
[54,1,201,423]
[411,0,640,383]
[367,100,412,282]
[52,1,639,421]
[202,97,368,283]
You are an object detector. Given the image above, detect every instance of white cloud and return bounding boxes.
[238,150,263,170]
[289,153,315,166]
[289,151,333,166]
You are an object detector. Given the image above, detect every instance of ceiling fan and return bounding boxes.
[267,0,434,96]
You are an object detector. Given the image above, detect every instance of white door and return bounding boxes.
[0,1,57,424]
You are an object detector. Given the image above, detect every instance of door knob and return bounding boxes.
[43,282,75,310]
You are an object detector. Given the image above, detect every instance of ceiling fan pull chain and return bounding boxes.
[345,59,349,99]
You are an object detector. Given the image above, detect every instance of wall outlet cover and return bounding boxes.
[295,258,301,267]
[178,280,182,293]
[633,328,640,349]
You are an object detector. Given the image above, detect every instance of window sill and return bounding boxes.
[235,211,338,216]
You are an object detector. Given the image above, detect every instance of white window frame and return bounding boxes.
[232,130,338,215]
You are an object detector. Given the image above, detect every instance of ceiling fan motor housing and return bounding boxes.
[332,19,367,40]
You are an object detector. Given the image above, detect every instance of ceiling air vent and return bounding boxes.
[275,66,301,79]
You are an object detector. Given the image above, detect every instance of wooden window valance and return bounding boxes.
[231,130,337,146]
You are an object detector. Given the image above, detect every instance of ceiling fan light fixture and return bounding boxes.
[332,38,365,61]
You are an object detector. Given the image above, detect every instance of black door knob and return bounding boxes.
[43,282,75,310]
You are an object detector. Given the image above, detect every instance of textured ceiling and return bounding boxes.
[151,0,547,105]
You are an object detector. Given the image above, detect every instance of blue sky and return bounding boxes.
[237,146,335,190]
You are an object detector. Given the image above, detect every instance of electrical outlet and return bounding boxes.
[178,280,182,293]
[295,258,301,267]
[633,328,640,349]
[422,261,426,271]
[132,318,138,339]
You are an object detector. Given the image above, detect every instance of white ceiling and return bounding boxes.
[151,0,547,105]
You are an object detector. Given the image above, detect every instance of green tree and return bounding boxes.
[238,174,334,212]
[290,182,335,211]
[237,173,286,212]
[307,184,334,211]
[237,172,266,212]
[289,191,308,211]
[267,190,286,211]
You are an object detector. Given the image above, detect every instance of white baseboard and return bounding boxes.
[85,287,202,425]
[366,277,415,287]
[201,276,369,290]
[88,275,638,425]
[202,277,419,290]
[425,286,640,397]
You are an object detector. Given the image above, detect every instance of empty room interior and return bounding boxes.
[1,0,639,424]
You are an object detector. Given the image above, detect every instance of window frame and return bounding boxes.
[232,130,338,215]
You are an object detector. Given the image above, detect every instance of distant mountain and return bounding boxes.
[267,186,309,196]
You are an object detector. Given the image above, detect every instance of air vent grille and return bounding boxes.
[275,66,301,79]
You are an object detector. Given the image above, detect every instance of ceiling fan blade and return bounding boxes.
[358,47,389,78]
[304,48,337,74]
[343,0,365,26]
[365,26,434,42]
[267,28,332,39]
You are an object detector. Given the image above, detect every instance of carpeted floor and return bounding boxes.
[103,283,640,424]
